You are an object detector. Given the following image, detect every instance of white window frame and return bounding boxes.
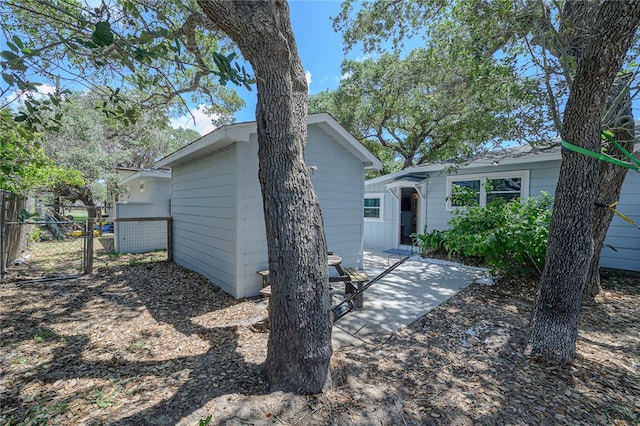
[446,170,530,211]
[364,193,384,221]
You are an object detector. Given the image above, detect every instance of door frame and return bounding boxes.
[385,179,427,249]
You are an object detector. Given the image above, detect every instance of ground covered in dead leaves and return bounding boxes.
[1,253,638,425]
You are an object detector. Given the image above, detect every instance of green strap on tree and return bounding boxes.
[562,131,639,230]
[560,131,640,172]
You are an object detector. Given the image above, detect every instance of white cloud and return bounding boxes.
[11,83,58,104]
[340,71,353,81]
[305,70,312,89]
[35,83,57,96]
[170,105,221,135]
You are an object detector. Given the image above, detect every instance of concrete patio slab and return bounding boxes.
[332,248,491,348]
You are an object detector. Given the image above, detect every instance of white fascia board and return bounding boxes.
[115,168,139,181]
[463,150,561,168]
[365,164,439,187]
[155,122,255,168]
[366,139,640,187]
[385,179,420,189]
[308,113,383,170]
[365,171,404,187]
[366,149,561,186]
[118,170,171,187]
[157,113,384,171]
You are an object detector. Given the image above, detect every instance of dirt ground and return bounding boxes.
[1,240,639,425]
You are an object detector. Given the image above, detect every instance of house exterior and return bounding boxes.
[363,145,640,272]
[114,169,171,253]
[155,113,382,298]
[105,167,139,218]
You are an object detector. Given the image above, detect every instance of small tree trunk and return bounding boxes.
[584,76,634,298]
[529,0,640,364]
[197,0,332,393]
[53,196,62,215]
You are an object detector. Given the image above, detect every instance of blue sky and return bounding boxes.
[0,0,353,134]
[173,1,356,134]
[239,1,349,121]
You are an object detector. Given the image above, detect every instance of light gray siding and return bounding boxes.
[116,201,170,218]
[168,123,371,299]
[363,181,397,247]
[307,125,365,269]
[115,176,171,253]
[365,159,563,246]
[426,160,561,231]
[124,177,152,203]
[155,179,172,213]
[237,136,267,298]
[365,156,640,272]
[529,160,560,196]
[424,173,448,231]
[171,145,238,296]
[601,170,640,271]
[238,125,368,297]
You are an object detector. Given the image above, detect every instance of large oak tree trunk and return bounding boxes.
[585,76,634,298]
[197,0,332,393]
[529,0,640,363]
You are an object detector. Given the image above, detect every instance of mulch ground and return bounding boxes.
[1,247,638,425]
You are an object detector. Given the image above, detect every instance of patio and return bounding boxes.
[331,248,492,347]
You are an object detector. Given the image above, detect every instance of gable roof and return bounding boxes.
[118,169,171,187]
[156,112,382,170]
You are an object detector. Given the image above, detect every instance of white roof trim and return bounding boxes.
[366,147,561,186]
[367,139,640,187]
[385,178,427,189]
[156,113,382,170]
[155,121,255,168]
[308,113,382,170]
[119,170,171,187]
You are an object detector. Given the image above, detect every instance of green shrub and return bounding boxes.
[454,192,552,276]
[413,191,553,277]
[495,192,553,275]
[411,228,447,252]
[27,226,41,242]
[444,198,507,259]
[449,184,481,207]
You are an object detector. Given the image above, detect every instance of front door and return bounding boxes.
[400,188,418,245]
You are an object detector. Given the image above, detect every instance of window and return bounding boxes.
[486,177,522,204]
[446,171,529,210]
[364,195,383,220]
[450,179,481,207]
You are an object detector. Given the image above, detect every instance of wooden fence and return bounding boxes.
[0,191,27,276]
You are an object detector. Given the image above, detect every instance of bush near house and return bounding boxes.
[412,192,553,277]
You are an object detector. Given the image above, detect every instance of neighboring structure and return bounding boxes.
[155,113,382,298]
[363,144,640,272]
[114,169,171,253]
[105,167,138,218]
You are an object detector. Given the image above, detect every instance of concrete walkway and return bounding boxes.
[332,248,492,348]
